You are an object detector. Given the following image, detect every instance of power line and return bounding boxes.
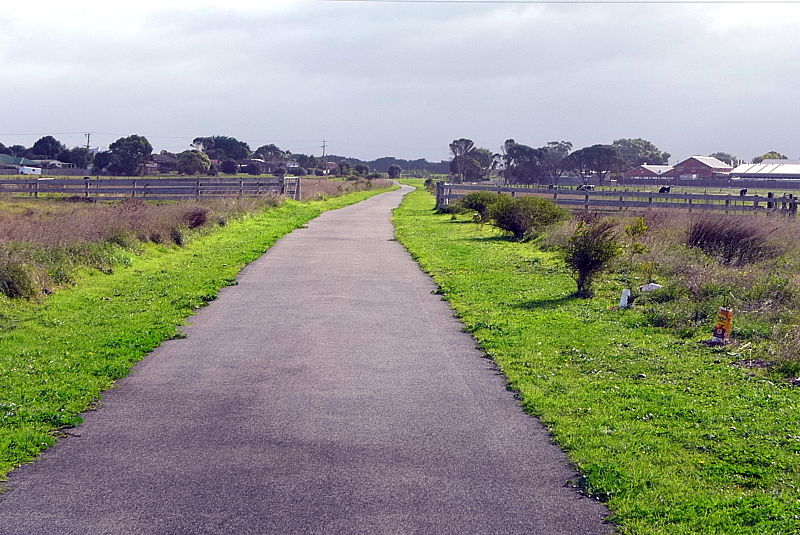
[316,0,800,4]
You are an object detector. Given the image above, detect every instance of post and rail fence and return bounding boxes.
[0,176,302,201]
[435,182,799,216]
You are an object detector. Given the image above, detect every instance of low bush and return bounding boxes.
[563,219,620,298]
[457,191,502,221]
[488,195,568,240]
[0,257,41,299]
[182,207,208,229]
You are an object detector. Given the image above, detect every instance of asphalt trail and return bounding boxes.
[0,186,611,534]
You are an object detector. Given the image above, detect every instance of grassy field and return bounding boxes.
[393,184,800,534]
[0,186,396,481]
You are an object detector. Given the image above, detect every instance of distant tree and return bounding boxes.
[31,135,65,159]
[274,167,287,177]
[294,154,321,170]
[0,143,9,155]
[502,140,545,185]
[245,163,261,175]
[449,156,482,181]
[193,135,251,160]
[108,135,152,176]
[92,151,115,173]
[611,138,670,170]
[354,164,369,176]
[563,145,625,186]
[388,164,402,179]
[291,167,308,176]
[752,151,788,164]
[337,162,351,176]
[56,147,92,168]
[709,152,738,166]
[177,150,211,175]
[255,144,287,162]
[449,138,476,182]
[220,159,239,174]
[9,145,27,157]
[539,141,572,184]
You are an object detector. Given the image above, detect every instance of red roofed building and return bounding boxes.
[668,156,732,180]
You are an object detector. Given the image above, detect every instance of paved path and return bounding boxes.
[0,187,610,534]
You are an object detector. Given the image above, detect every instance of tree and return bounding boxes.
[752,151,788,164]
[563,145,625,185]
[539,141,572,184]
[177,150,211,175]
[449,156,483,181]
[192,135,251,160]
[245,163,261,175]
[502,140,545,185]
[57,147,92,168]
[388,164,402,179]
[294,154,320,170]
[255,144,287,162]
[0,143,10,155]
[108,134,153,176]
[92,151,115,173]
[709,152,738,166]
[220,159,239,174]
[354,164,369,176]
[31,136,65,159]
[611,138,670,170]
[8,145,27,157]
[449,138,476,182]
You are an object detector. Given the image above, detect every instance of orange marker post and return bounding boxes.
[712,307,733,343]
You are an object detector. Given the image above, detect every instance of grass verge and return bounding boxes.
[393,185,800,535]
[0,187,396,481]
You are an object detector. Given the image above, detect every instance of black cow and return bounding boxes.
[658,186,671,193]
[576,185,595,191]
[739,189,748,196]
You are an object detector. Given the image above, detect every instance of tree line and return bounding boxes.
[446,138,793,185]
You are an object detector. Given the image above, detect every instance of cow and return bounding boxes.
[576,184,595,191]
[739,189,748,196]
[658,186,671,193]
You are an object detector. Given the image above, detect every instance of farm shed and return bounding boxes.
[668,156,732,180]
[622,164,674,179]
[731,161,800,180]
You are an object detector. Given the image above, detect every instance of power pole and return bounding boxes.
[85,132,91,151]
[321,140,328,175]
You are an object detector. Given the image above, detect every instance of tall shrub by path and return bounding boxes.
[564,219,620,298]
[457,191,503,222]
[488,195,568,240]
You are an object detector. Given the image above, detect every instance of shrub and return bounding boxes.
[458,191,502,221]
[245,163,261,175]
[686,215,780,266]
[488,196,568,240]
[564,219,620,298]
[220,159,238,174]
[182,207,208,229]
[0,257,40,299]
[366,173,383,180]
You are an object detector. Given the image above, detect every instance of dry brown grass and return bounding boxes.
[300,178,393,201]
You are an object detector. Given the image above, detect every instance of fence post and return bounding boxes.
[619,194,623,212]
[132,179,136,198]
[725,197,730,215]
[239,178,244,198]
[34,180,39,199]
[435,181,443,208]
[196,179,201,200]
[84,178,90,198]
[688,196,692,213]
[584,194,589,211]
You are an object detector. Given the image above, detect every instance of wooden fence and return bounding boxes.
[436,182,799,216]
[0,177,301,201]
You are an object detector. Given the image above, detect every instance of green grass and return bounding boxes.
[0,187,396,481]
[393,186,800,534]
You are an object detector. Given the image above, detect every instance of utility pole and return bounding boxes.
[84,132,91,151]
[321,140,328,175]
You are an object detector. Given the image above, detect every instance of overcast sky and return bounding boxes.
[1,0,798,163]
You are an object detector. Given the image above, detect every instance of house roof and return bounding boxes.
[681,156,731,169]
[732,162,800,177]
[0,154,39,166]
[641,165,673,174]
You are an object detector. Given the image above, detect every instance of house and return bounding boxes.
[622,164,673,180]
[667,156,732,179]
[731,161,800,180]
[0,154,42,174]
